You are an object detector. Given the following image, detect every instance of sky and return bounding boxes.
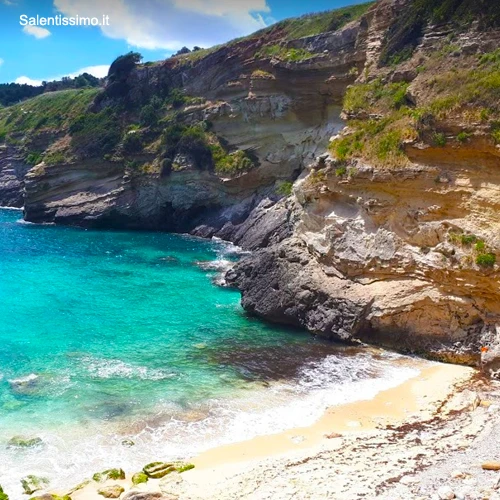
[0,0,364,85]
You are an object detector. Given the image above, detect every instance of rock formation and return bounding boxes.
[1,0,499,374]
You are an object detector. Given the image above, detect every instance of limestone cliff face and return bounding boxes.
[225,0,500,376]
[10,7,373,231]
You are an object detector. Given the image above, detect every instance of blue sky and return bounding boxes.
[0,0,365,85]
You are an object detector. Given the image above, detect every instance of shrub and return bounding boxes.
[44,151,66,165]
[140,104,159,126]
[276,181,293,196]
[456,131,471,143]
[476,253,496,268]
[165,89,186,109]
[25,151,42,165]
[212,148,253,176]
[433,132,447,147]
[335,166,347,177]
[69,108,122,157]
[460,234,477,246]
[122,131,143,153]
[475,240,486,252]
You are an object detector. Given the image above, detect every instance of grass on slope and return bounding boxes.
[173,2,374,66]
[382,0,500,65]
[0,89,99,141]
[330,46,500,168]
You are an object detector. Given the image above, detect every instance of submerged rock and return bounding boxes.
[92,469,126,482]
[21,475,49,495]
[7,436,43,449]
[97,485,124,498]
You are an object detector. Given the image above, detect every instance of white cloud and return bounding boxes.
[14,76,43,86]
[0,58,4,67]
[23,25,52,39]
[66,64,110,78]
[14,64,110,87]
[54,0,270,50]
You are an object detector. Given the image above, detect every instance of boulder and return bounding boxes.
[143,463,176,479]
[7,436,43,449]
[21,476,49,495]
[131,473,148,486]
[482,462,500,471]
[97,486,124,499]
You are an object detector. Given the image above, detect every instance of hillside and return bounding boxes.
[0,0,499,375]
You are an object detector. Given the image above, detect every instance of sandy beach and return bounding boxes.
[59,359,500,500]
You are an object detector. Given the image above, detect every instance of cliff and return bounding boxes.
[1,0,499,375]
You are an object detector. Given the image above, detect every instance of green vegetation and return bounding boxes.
[381,0,500,65]
[276,181,293,196]
[131,472,148,486]
[0,73,101,108]
[0,89,99,140]
[265,2,374,40]
[476,253,496,268]
[210,147,254,176]
[44,151,66,165]
[92,469,125,482]
[255,45,314,63]
[433,132,447,147]
[456,131,471,143]
[21,476,49,495]
[460,234,478,246]
[176,463,195,473]
[160,122,255,176]
[251,69,274,79]
[69,107,122,157]
[343,79,409,114]
[25,152,43,166]
[0,485,8,500]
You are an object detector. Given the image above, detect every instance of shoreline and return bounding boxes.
[69,360,477,500]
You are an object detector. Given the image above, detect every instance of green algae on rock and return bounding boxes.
[7,436,43,449]
[21,476,49,495]
[92,470,126,482]
[131,473,148,486]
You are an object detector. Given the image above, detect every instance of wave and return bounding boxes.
[79,355,177,381]
[0,349,424,499]
[0,206,23,211]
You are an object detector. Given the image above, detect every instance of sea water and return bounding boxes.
[0,209,420,497]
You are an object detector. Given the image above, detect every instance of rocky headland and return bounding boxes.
[1,0,500,374]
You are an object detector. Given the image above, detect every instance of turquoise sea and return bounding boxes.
[0,208,421,497]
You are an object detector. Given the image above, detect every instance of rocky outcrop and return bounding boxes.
[0,144,31,207]
[227,144,500,375]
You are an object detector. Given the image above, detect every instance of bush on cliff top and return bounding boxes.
[69,107,122,157]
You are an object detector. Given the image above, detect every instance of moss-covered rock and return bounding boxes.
[92,469,125,482]
[142,462,176,479]
[97,485,124,498]
[29,494,71,500]
[142,461,195,479]
[0,485,9,500]
[21,476,49,495]
[176,463,195,473]
[131,472,148,486]
[7,436,43,449]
